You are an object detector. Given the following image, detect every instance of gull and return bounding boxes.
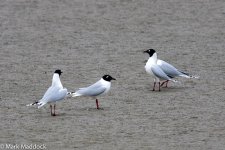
[71,75,116,109]
[144,49,177,91]
[27,70,68,116]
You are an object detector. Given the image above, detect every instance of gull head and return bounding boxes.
[143,49,156,57]
[102,75,116,82]
[54,69,63,76]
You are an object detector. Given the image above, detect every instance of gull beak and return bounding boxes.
[143,50,148,53]
[112,77,116,80]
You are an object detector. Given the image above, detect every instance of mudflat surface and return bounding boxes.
[0,0,225,150]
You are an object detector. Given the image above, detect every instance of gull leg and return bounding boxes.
[165,80,169,88]
[160,80,166,87]
[96,99,99,110]
[160,80,169,88]
[152,82,156,91]
[50,105,53,116]
[52,104,56,116]
[158,82,161,91]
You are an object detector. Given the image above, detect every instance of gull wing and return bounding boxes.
[151,64,171,80]
[157,59,183,78]
[76,81,106,96]
[41,85,67,103]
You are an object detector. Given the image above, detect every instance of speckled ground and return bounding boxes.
[0,0,225,149]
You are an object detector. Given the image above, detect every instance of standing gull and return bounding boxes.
[27,70,68,116]
[144,49,177,91]
[72,75,116,109]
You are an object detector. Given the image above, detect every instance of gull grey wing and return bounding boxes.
[151,65,171,80]
[48,88,67,102]
[157,60,183,77]
[76,86,106,96]
[76,81,106,96]
[41,86,56,101]
[41,86,66,103]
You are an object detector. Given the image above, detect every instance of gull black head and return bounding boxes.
[54,69,63,76]
[102,75,116,82]
[143,49,156,57]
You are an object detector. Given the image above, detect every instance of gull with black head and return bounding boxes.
[144,49,177,91]
[27,69,68,116]
[72,75,116,109]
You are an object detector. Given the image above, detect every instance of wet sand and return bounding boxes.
[0,0,225,149]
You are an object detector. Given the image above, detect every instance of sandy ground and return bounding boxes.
[0,0,225,149]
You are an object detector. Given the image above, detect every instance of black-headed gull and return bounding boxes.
[27,70,68,116]
[72,75,116,109]
[144,49,177,91]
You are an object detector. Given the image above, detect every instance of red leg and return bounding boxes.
[96,99,99,109]
[158,82,161,91]
[160,81,166,87]
[53,104,56,116]
[160,80,169,87]
[165,80,169,88]
[152,82,156,91]
[50,105,53,116]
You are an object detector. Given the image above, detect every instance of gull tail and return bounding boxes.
[170,79,178,83]
[179,71,200,79]
[26,101,39,106]
[67,92,73,95]
[169,79,182,86]
[26,100,46,109]
[37,102,47,109]
[71,91,83,97]
[66,92,75,97]
[71,92,82,97]
[188,74,200,79]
